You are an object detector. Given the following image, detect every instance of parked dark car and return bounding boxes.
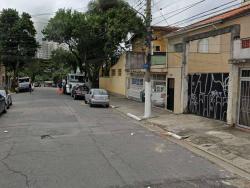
[0,89,12,109]
[72,85,89,100]
[0,93,7,114]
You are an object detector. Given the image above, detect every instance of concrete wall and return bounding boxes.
[167,67,183,114]
[99,54,126,96]
[233,39,250,59]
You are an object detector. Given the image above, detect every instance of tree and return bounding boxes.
[0,9,38,88]
[43,0,145,87]
[51,48,77,72]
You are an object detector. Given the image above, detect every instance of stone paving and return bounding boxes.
[110,95,250,175]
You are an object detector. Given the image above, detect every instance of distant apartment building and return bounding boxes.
[36,41,68,60]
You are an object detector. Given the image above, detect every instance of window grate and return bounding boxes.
[241,70,250,78]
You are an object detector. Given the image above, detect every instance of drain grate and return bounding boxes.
[41,134,53,139]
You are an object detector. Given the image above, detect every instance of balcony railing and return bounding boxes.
[126,52,167,70]
[151,52,166,66]
[125,52,145,70]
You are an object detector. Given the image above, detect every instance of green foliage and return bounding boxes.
[43,0,145,86]
[51,48,76,74]
[0,9,38,79]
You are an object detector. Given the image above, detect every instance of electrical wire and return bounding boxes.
[153,0,206,26]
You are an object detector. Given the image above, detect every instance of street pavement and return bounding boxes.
[0,88,248,188]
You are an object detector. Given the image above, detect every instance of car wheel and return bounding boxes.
[89,102,93,107]
[3,103,7,113]
[106,104,109,108]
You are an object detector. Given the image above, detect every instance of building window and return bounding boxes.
[174,43,183,52]
[154,45,161,52]
[111,69,116,76]
[242,38,250,49]
[118,69,122,76]
[131,78,143,86]
[198,38,209,53]
[241,70,250,77]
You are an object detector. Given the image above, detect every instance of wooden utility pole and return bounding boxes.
[144,0,152,118]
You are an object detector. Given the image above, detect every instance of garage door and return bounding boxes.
[188,73,229,121]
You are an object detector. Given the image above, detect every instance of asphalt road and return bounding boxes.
[0,88,245,188]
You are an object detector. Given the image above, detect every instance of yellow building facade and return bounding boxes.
[99,54,127,96]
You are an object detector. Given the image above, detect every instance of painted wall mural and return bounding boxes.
[188,73,229,121]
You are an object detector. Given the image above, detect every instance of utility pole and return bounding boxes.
[144,0,152,118]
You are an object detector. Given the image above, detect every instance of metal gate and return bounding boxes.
[238,69,250,128]
[188,73,229,121]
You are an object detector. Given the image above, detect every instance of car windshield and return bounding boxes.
[19,78,29,83]
[93,89,108,95]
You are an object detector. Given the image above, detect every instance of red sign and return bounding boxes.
[242,39,250,49]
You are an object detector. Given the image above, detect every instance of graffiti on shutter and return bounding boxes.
[188,73,229,121]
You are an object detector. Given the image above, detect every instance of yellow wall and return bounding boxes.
[132,30,167,53]
[153,31,167,52]
[166,37,183,68]
[187,33,231,73]
[99,54,126,96]
[167,14,250,74]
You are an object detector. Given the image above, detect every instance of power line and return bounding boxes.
[153,0,206,26]
[169,1,241,27]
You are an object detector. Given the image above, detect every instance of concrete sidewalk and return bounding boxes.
[110,95,250,176]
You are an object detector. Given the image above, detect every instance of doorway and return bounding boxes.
[167,78,175,111]
[238,69,250,128]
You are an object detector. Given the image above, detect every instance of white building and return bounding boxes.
[36,41,68,60]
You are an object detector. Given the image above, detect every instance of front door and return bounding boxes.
[167,78,175,111]
[238,69,250,128]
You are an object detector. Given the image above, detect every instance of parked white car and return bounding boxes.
[85,89,109,108]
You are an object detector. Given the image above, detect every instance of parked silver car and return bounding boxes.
[0,89,12,109]
[85,89,109,107]
[0,93,7,114]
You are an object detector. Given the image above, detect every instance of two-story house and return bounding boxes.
[126,26,177,108]
[165,1,250,128]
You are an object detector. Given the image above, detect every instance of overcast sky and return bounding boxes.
[0,0,242,41]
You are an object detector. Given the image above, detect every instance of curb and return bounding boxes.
[111,105,250,180]
[126,113,142,121]
[149,122,250,179]
[110,105,118,109]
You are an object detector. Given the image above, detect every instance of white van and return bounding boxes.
[18,77,30,92]
[65,74,89,95]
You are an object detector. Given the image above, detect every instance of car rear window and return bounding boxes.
[93,89,108,95]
